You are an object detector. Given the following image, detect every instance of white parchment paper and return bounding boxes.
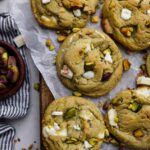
[9,0,149,149]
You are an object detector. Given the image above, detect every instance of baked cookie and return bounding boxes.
[146,53,150,76]
[42,96,106,150]
[56,28,123,97]
[102,0,150,51]
[106,87,150,149]
[31,0,98,30]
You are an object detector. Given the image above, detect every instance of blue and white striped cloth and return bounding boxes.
[0,13,30,150]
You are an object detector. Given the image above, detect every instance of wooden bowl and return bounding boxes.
[0,41,26,100]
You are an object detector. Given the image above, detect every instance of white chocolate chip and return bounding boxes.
[108,109,118,127]
[136,87,150,97]
[137,76,150,86]
[54,122,60,130]
[84,140,93,149]
[41,15,51,22]
[43,126,67,137]
[42,126,56,137]
[98,131,105,139]
[83,71,94,79]
[51,111,63,116]
[13,35,25,48]
[73,124,81,131]
[104,53,113,63]
[61,65,73,79]
[42,0,51,4]
[147,9,150,16]
[79,110,94,120]
[57,128,67,137]
[73,9,81,17]
[85,43,91,53]
[121,8,132,20]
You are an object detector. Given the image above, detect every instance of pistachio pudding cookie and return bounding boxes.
[42,96,106,150]
[106,87,150,149]
[31,0,98,30]
[102,0,150,51]
[56,28,123,97]
[146,53,150,76]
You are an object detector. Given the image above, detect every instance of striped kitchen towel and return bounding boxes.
[0,13,30,150]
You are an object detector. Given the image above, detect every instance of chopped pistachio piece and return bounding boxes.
[46,39,51,47]
[72,28,80,33]
[49,45,55,51]
[34,83,40,91]
[133,129,144,138]
[73,91,82,97]
[105,129,110,137]
[57,35,66,42]
[63,107,78,120]
[65,138,78,144]
[129,102,142,112]
[89,138,99,146]
[121,27,134,37]
[91,16,99,23]
[103,48,111,55]
[123,59,131,71]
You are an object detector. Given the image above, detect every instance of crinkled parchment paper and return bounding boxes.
[9,0,148,149]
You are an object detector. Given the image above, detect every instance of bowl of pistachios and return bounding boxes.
[0,41,26,100]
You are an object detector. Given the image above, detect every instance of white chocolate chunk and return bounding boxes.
[73,124,81,130]
[147,9,150,16]
[85,43,91,53]
[42,126,56,137]
[108,109,118,127]
[73,9,81,17]
[51,111,63,116]
[136,87,150,97]
[98,131,105,139]
[79,110,94,120]
[41,15,51,22]
[84,140,93,149]
[121,8,132,20]
[54,122,60,130]
[83,71,94,79]
[61,65,73,79]
[43,126,67,137]
[57,128,67,137]
[42,0,51,4]
[137,76,150,86]
[104,53,113,63]
[13,35,25,48]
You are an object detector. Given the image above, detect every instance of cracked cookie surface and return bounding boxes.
[31,0,98,29]
[102,0,150,51]
[106,88,150,149]
[42,96,106,150]
[56,28,123,97]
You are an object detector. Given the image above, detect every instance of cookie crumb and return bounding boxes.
[28,144,33,150]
